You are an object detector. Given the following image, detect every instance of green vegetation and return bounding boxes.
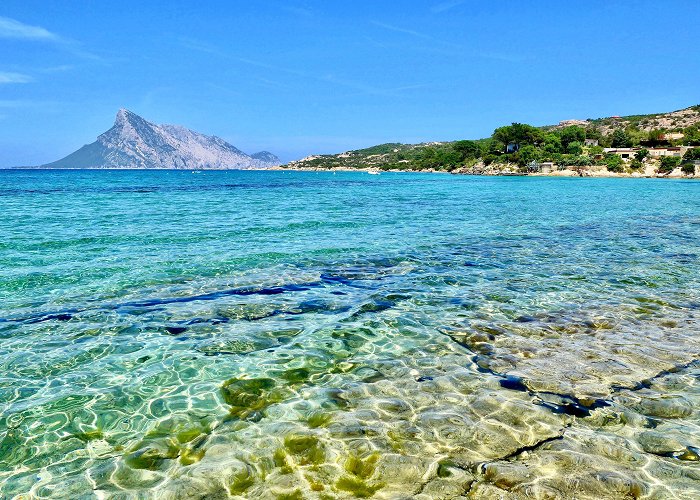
[221,377,287,420]
[284,105,700,174]
[658,156,681,174]
[605,154,624,173]
[683,148,700,161]
[681,148,700,175]
[681,163,696,175]
[335,452,384,497]
[635,148,649,161]
[611,129,633,148]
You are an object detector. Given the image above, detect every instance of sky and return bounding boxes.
[1,0,699,166]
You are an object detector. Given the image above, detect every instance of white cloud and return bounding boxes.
[0,16,102,61]
[0,72,33,84]
[0,16,59,40]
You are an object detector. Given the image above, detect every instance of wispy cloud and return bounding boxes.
[431,0,466,13]
[0,16,102,61]
[0,99,48,108]
[180,36,426,98]
[40,64,75,73]
[0,72,33,84]
[370,20,463,51]
[0,16,59,40]
[371,19,525,62]
[370,21,432,40]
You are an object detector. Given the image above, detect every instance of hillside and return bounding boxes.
[283,105,700,174]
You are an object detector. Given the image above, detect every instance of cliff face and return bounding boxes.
[42,109,280,169]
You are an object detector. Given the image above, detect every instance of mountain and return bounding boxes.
[42,109,280,169]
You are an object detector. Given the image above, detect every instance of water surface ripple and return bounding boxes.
[1,170,700,499]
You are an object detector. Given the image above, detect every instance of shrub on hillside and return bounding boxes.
[605,154,624,172]
[635,148,649,161]
[681,162,696,175]
[683,148,700,161]
[657,156,681,174]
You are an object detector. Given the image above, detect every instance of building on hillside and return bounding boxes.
[584,139,599,146]
[540,162,555,173]
[604,148,637,159]
[648,147,685,157]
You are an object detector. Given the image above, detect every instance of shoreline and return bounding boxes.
[3,166,697,179]
[271,165,699,179]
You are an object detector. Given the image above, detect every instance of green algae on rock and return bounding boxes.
[221,377,287,420]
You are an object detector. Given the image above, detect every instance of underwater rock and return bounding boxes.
[638,431,685,456]
[220,377,286,420]
[634,395,693,419]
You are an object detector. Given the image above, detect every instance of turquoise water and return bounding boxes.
[1,170,700,499]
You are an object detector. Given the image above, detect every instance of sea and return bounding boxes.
[1,169,699,499]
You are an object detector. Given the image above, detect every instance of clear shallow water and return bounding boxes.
[1,169,700,499]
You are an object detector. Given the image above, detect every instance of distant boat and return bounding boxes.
[368,169,380,175]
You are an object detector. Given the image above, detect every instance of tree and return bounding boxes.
[630,159,643,170]
[452,140,480,161]
[543,133,563,154]
[658,156,681,174]
[645,129,666,147]
[605,154,624,172]
[584,127,603,142]
[683,148,700,161]
[681,163,696,175]
[610,129,633,148]
[635,148,649,161]
[566,141,583,155]
[570,155,592,166]
[560,126,586,149]
[512,144,541,166]
[492,123,544,151]
[682,126,700,146]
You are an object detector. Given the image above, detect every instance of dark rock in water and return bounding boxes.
[515,315,537,323]
[165,326,187,335]
[557,402,592,418]
[358,300,394,314]
[500,375,529,392]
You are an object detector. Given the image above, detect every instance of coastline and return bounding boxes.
[4,165,697,179]
[271,164,698,179]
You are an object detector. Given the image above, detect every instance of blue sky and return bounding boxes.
[1,0,699,166]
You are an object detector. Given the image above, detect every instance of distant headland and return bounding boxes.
[281,105,700,178]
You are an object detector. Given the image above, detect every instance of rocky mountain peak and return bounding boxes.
[42,109,280,169]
